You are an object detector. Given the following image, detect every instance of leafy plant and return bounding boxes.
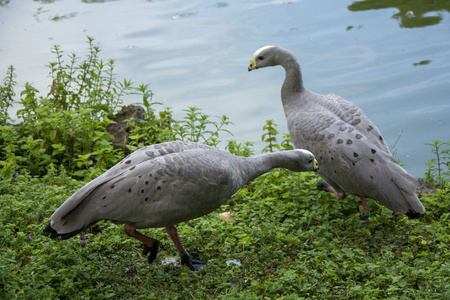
[226,140,255,157]
[0,65,16,125]
[174,106,233,147]
[424,139,450,187]
[261,119,281,153]
[125,84,176,151]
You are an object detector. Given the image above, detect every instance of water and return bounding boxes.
[1,0,449,177]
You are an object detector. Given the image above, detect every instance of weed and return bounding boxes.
[424,139,450,187]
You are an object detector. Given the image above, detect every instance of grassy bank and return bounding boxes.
[0,169,449,299]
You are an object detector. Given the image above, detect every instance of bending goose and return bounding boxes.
[44,141,318,270]
[248,46,425,219]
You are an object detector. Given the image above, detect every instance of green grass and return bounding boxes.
[1,169,448,299]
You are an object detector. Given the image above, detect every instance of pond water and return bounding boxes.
[1,0,449,177]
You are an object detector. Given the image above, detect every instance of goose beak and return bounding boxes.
[248,58,257,71]
[313,159,319,172]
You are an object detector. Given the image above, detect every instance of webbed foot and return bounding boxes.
[181,254,207,271]
[142,240,159,264]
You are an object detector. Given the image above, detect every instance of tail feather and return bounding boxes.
[43,221,98,240]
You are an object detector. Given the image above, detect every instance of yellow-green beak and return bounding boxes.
[248,58,257,71]
[313,159,319,171]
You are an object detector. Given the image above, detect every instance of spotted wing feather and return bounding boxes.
[49,141,214,234]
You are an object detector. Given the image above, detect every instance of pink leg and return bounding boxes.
[360,197,370,221]
[124,224,157,247]
[165,225,207,271]
[124,224,159,263]
[317,181,346,199]
[165,225,186,255]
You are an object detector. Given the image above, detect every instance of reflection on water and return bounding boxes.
[348,0,450,28]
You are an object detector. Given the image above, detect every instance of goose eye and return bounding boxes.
[258,56,264,61]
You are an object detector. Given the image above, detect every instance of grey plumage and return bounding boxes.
[248,45,425,217]
[45,141,317,239]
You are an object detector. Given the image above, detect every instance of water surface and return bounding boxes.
[1,0,449,177]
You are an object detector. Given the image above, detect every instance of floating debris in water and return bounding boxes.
[171,12,197,20]
[413,60,431,66]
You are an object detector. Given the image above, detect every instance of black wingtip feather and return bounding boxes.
[43,223,57,235]
[406,210,422,219]
[43,221,99,240]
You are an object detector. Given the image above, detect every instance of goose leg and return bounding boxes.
[165,225,206,271]
[317,181,346,199]
[124,224,159,263]
[359,197,370,221]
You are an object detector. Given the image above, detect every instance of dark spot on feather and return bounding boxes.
[370,175,374,179]
[129,166,136,171]
[356,134,362,139]
[353,152,359,157]
[331,157,334,160]
[320,156,323,160]
[334,170,337,174]
[379,135,383,141]
[351,119,361,126]
[145,181,149,185]
[370,159,375,163]
[102,196,107,200]
[138,175,142,178]
[128,188,132,193]
[337,139,343,144]
[346,139,353,145]
[125,160,132,164]
[111,185,115,189]
[145,197,149,201]
[157,186,161,190]
[352,162,355,166]
[141,190,144,193]
[328,133,335,139]
[371,149,376,154]
[149,174,152,177]
[367,125,373,132]
[104,205,107,208]
[339,126,346,131]
[348,127,354,133]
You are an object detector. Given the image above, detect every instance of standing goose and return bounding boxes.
[248,46,425,219]
[44,141,318,270]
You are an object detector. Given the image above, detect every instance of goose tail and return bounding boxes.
[43,221,98,240]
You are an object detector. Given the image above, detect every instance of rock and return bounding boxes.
[107,105,145,152]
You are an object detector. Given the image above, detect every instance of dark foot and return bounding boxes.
[181,254,207,271]
[317,181,331,191]
[405,210,422,219]
[142,240,160,264]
